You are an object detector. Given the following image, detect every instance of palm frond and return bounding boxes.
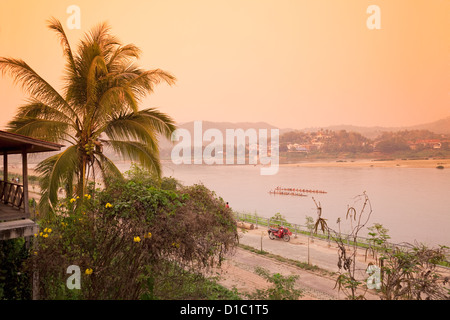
[95,84,139,118]
[83,21,119,59]
[100,108,176,153]
[93,152,125,186]
[7,118,73,144]
[11,98,77,128]
[74,22,119,77]
[47,17,76,73]
[0,58,70,112]
[128,69,176,101]
[84,54,109,122]
[69,43,104,111]
[102,113,159,152]
[136,108,177,140]
[107,44,142,72]
[35,145,79,213]
[103,140,162,177]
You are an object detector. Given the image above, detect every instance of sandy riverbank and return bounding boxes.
[280,158,449,169]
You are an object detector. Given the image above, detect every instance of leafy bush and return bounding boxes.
[247,267,303,300]
[29,176,238,300]
[269,212,291,228]
[0,238,32,300]
[376,243,450,300]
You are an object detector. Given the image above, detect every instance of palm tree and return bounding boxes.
[0,18,176,214]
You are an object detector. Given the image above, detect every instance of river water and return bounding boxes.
[149,161,449,247]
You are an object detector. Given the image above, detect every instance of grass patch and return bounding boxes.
[238,243,334,277]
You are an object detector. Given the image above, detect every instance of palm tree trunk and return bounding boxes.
[78,154,87,198]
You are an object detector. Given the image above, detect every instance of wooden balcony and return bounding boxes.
[0,180,36,240]
[0,181,26,219]
[0,130,63,241]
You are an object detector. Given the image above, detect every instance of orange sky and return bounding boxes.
[0,0,449,130]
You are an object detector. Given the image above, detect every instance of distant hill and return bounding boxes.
[299,116,450,139]
[408,116,450,135]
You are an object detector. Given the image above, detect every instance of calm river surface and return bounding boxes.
[152,161,449,247]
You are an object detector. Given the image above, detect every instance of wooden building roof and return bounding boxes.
[0,130,64,155]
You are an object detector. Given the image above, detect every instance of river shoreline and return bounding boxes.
[279,158,448,169]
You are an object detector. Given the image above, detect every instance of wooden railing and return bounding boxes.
[0,180,25,210]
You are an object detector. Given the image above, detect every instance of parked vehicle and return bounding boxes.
[268,226,292,242]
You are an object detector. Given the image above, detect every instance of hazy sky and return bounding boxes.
[0,0,448,130]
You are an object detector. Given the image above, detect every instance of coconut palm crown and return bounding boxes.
[0,18,176,213]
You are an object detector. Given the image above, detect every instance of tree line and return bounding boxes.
[280,129,450,155]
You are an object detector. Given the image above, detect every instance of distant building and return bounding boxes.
[408,139,442,150]
[287,143,310,153]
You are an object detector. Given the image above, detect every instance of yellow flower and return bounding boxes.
[84,194,91,200]
[85,268,93,275]
[43,234,48,238]
[70,198,76,203]
[145,232,152,239]
[172,242,180,248]
[47,228,52,233]
[133,236,141,243]
[39,232,43,237]
[44,228,48,233]
[105,203,113,208]
[34,233,38,237]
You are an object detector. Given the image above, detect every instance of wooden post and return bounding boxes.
[2,152,7,203]
[307,236,310,265]
[22,148,29,218]
[260,231,263,253]
[32,238,39,300]
[3,151,7,182]
[21,148,38,299]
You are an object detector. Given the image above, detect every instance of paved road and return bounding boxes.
[238,228,373,273]
[234,228,380,300]
[225,247,342,300]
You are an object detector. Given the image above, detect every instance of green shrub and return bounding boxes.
[0,238,32,300]
[29,177,238,300]
[247,267,303,300]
